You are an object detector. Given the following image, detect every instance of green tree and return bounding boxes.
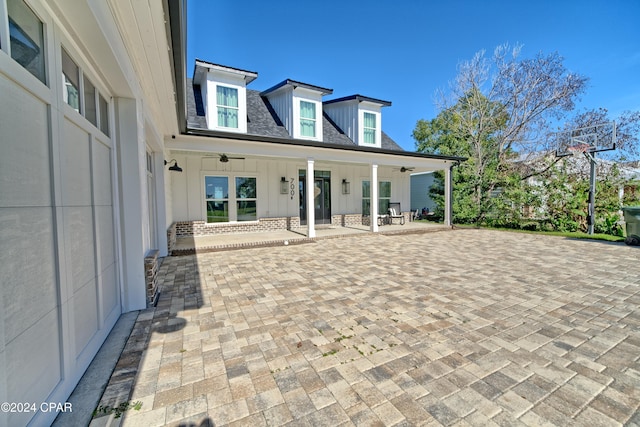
[415,45,588,226]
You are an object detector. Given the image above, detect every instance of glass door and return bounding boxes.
[299,170,331,225]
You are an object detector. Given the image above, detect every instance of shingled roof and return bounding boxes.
[186,79,404,151]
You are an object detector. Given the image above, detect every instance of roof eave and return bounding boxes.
[324,94,392,107]
[261,79,333,97]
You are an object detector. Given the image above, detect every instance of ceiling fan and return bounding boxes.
[203,153,246,163]
[393,166,415,173]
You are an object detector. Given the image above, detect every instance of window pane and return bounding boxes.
[363,112,376,144]
[217,107,238,128]
[300,101,315,119]
[237,200,256,221]
[362,199,370,216]
[362,181,370,198]
[84,75,97,126]
[216,86,238,107]
[300,119,315,137]
[364,112,376,128]
[8,0,46,83]
[62,48,80,112]
[379,199,390,215]
[235,177,256,199]
[206,201,228,223]
[99,94,110,136]
[379,181,391,198]
[363,128,375,144]
[205,176,228,199]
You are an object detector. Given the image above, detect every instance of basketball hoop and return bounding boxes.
[553,122,617,235]
[567,142,595,162]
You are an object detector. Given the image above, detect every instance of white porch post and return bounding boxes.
[444,164,452,226]
[371,163,379,232]
[306,158,315,238]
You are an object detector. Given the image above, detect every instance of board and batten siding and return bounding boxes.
[168,155,412,223]
[324,100,359,143]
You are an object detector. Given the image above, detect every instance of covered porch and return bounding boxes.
[165,132,461,251]
[170,220,451,255]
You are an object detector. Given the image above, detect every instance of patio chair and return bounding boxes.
[388,202,405,225]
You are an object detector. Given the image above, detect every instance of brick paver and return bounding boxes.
[92,229,640,426]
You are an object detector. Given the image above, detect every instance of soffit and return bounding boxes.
[106,0,178,136]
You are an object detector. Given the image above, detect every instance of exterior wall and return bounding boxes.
[0,3,121,425]
[264,86,293,135]
[323,100,383,148]
[411,172,437,212]
[168,153,412,228]
[324,99,358,142]
[0,1,172,425]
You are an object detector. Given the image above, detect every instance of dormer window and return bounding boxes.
[261,79,332,141]
[193,59,257,134]
[216,85,239,128]
[324,95,390,148]
[363,112,376,144]
[300,101,316,137]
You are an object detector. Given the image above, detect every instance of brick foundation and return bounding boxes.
[174,217,296,238]
[331,214,365,227]
[144,249,160,306]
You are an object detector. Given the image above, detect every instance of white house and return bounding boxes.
[0,1,461,425]
[166,60,463,244]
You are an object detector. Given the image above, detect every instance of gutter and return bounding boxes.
[165,0,188,134]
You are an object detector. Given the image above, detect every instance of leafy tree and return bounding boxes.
[415,44,640,233]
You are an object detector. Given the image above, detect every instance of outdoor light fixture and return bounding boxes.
[342,179,350,195]
[164,159,183,172]
[280,177,288,194]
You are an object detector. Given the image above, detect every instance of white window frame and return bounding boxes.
[2,0,47,85]
[358,105,382,148]
[363,112,377,145]
[299,100,316,138]
[204,174,259,223]
[60,45,110,136]
[362,180,391,215]
[215,84,239,129]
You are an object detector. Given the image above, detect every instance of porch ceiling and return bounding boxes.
[167,134,460,171]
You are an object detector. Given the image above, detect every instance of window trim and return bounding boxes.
[363,112,377,145]
[362,180,391,215]
[235,176,257,222]
[299,100,316,138]
[60,45,110,137]
[216,84,239,129]
[204,175,230,223]
[204,174,258,223]
[4,0,47,85]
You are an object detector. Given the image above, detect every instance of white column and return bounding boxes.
[371,163,379,232]
[306,158,315,238]
[114,98,147,311]
[444,164,452,226]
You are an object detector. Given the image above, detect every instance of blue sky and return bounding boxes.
[187,0,640,151]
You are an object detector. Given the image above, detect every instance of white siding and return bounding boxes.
[169,156,412,222]
[265,87,293,136]
[324,100,359,142]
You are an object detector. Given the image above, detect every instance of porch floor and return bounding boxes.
[171,220,450,254]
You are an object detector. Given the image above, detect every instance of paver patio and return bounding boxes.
[92,228,639,426]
